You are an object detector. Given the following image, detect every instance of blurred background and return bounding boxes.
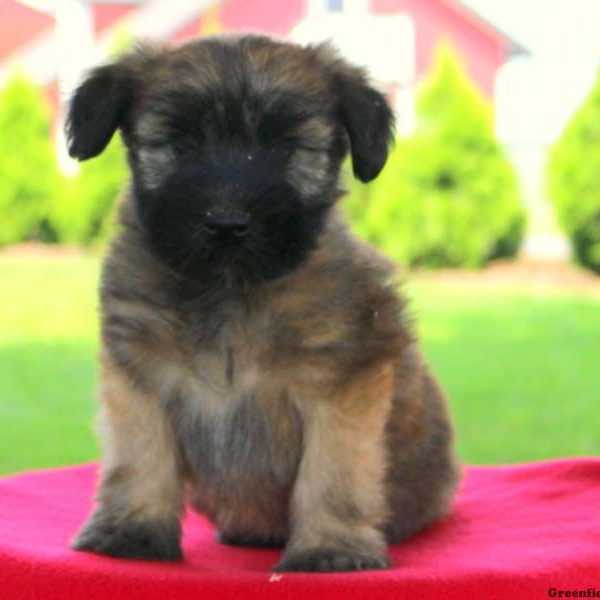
[0,0,598,476]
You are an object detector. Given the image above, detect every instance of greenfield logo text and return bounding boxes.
[548,589,600,598]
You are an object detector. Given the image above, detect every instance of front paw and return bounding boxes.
[274,547,391,572]
[71,509,182,561]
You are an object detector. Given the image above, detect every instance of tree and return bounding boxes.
[0,73,57,246]
[547,67,600,273]
[344,44,525,268]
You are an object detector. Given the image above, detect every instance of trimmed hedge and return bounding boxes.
[344,45,525,268]
[547,67,600,273]
[0,73,57,246]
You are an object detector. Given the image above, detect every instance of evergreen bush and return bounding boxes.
[547,67,600,273]
[344,45,525,268]
[0,73,57,246]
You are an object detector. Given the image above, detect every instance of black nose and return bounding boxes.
[203,213,250,237]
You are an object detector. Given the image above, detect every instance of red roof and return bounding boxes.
[440,0,528,56]
[0,1,137,63]
[0,0,527,78]
[93,4,136,35]
[0,0,52,61]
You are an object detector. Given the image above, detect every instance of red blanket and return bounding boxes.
[0,459,598,599]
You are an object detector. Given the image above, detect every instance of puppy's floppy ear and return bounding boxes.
[336,70,395,182]
[66,62,134,161]
[318,46,395,182]
[66,43,161,160]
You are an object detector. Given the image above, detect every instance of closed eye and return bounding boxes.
[172,138,192,157]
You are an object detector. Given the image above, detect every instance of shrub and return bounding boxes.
[547,68,600,273]
[344,45,525,268]
[51,137,127,246]
[0,73,57,246]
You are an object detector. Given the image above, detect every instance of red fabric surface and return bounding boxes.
[0,459,598,599]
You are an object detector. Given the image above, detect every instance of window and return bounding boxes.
[326,0,344,13]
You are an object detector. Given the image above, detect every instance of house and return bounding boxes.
[0,0,527,172]
[1,0,527,109]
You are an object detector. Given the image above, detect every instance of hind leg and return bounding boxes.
[384,450,459,544]
[383,370,460,544]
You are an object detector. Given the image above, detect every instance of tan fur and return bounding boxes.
[71,35,458,571]
[78,199,457,566]
[95,356,183,522]
[284,363,394,556]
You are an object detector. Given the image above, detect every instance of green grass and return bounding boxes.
[0,256,598,476]
[0,256,100,475]
[407,281,600,463]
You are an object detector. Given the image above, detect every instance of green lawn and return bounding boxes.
[0,256,598,476]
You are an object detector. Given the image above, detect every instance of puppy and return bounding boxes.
[67,34,459,572]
